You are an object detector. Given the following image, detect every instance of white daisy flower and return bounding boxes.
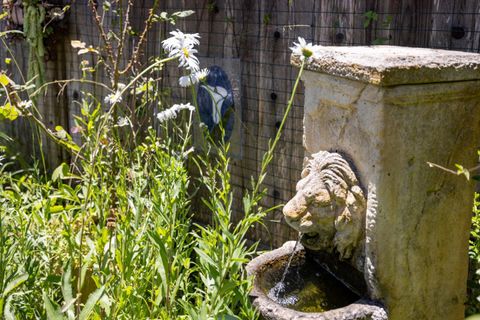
[156,103,195,123]
[172,102,195,112]
[290,37,321,62]
[178,68,210,88]
[178,75,192,88]
[178,47,200,71]
[162,30,201,71]
[104,91,122,105]
[115,117,130,127]
[19,100,33,109]
[195,68,209,81]
[162,30,200,52]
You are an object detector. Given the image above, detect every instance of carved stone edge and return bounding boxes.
[246,242,388,320]
[291,46,480,87]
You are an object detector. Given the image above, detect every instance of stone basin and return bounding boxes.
[246,241,387,320]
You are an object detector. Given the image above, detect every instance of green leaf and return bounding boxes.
[50,205,65,213]
[0,131,12,142]
[0,103,19,121]
[0,73,10,86]
[3,273,28,297]
[172,10,195,18]
[363,10,378,28]
[4,295,15,320]
[55,126,69,140]
[217,315,242,320]
[78,286,104,320]
[372,37,388,45]
[456,164,470,180]
[194,247,216,267]
[148,231,169,291]
[43,293,64,320]
[54,127,81,152]
[52,163,69,182]
[60,262,74,317]
[64,141,80,153]
[97,295,111,317]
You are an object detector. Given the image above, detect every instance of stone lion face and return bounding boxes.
[283,152,366,260]
[284,170,337,249]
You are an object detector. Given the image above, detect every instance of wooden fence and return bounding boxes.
[1,0,480,248]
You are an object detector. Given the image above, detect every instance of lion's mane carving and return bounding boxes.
[283,151,366,262]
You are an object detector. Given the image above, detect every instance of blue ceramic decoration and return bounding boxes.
[197,65,235,141]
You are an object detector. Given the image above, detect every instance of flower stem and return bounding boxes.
[252,59,305,196]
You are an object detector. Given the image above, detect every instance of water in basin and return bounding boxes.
[265,258,360,312]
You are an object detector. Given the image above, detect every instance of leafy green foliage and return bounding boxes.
[154,10,195,25]
[467,194,480,316]
[0,107,270,318]
[0,73,10,86]
[363,11,392,45]
[23,1,46,90]
[0,2,307,318]
[363,11,378,28]
[0,102,19,121]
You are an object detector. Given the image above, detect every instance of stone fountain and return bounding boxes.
[246,46,480,320]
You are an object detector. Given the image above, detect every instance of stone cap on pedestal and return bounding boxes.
[291,45,480,86]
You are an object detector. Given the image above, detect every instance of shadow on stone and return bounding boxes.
[247,241,387,320]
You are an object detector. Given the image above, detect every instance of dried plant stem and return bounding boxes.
[113,0,133,85]
[121,0,160,75]
[88,0,115,76]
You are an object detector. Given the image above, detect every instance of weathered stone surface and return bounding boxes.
[297,46,480,320]
[246,242,388,320]
[291,46,480,86]
[283,151,366,271]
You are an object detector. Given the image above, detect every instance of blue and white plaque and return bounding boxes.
[197,65,235,141]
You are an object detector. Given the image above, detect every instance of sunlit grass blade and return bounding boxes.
[78,286,105,320]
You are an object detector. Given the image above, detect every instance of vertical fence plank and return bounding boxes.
[430,0,454,49]
[472,2,480,52]
[451,0,477,51]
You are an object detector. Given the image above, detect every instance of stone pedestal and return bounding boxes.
[292,46,480,320]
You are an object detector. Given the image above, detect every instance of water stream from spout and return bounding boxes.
[268,232,303,302]
[279,232,303,284]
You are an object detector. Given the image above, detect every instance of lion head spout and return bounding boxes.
[283,151,366,262]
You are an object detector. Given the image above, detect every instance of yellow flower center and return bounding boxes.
[182,47,190,58]
[301,48,313,58]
